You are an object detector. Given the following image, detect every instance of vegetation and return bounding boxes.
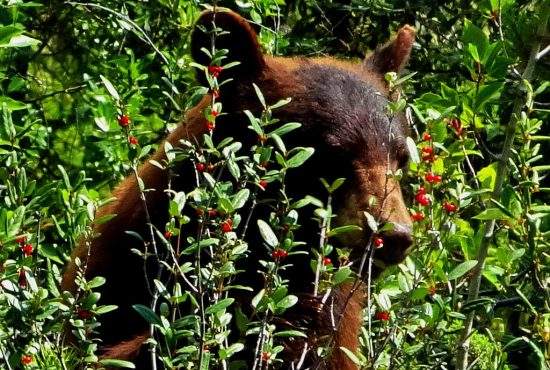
[0,0,548,369]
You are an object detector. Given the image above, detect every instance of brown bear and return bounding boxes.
[62,9,415,370]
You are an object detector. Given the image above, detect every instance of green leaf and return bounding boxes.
[473,208,512,220]
[132,304,162,326]
[100,75,120,101]
[205,298,234,314]
[276,295,298,310]
[448,260,478,280]
[232,189,250,210]
[339,347,362,366]
[406,137,420,163]
[257,219,278,247]
[0,34,40,48]
[269,122,301,137]
[219,343,244,359]
[286,147,314,168]
[252,83,266,108]
[327,225,362,238]
[273,330,307,338]
[99,359,136,368]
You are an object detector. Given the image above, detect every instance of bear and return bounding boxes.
[61,9,415,370]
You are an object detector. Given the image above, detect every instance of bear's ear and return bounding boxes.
[191,9,265,83]
[364,25,415,74]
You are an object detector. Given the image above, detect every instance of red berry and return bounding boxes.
[323,257,332,266]
[374,237,384,249]
[77,308,93,320]
[271,248,288,260]
[208,65,223,78]
[118,115,130,127]
[207,163,215,172]
[15,235,27,244]
[21,354,33,366]
[259,180,268,190]
[421,146,433,155]
[425,172,442,184]
[195,163,206,172]
[208,209,218,218]
[422,132,432,141]
[443,201,458,213]
[449,117,463,135]
[18,269,27,288]
[21,244,33,257]
[211,109,219,117]
[221,219,233,233]
[417,186,426,195]
[128,136,138,145]
[411,211,425,222]
[375,311,390,321]
[206,121,215,132]
[415,193,430,206]
[164,231,172,239]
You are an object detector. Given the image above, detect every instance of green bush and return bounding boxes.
[0,0,548,369]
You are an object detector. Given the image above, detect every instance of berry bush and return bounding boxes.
[0,1,549,369]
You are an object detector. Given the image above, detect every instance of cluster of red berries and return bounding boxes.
[195,162,215,173]
[128,136,139,145]
[449,117,463,136]
[375,310,390,321]
[271,248,288,260]
[415,187,430,206]
[259,179,268,190]
[118,114,130,127]
[208,65,223,78]
[421,146,435,163]
[19,269,27,288]
[77,308,93,320]
[411,211,425,222]
[220,219,233,233]
[16,235,33,257]
[21,354,33,366]
[425,171,442,184]
[443,201,458,213]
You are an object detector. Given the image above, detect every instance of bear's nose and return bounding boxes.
[376,222,413,261]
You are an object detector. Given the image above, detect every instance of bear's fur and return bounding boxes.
[62,9,415,370]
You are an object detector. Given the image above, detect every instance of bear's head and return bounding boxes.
[191,9,415,274]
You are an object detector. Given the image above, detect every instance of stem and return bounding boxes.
[454,7,549,369]
[313,193,331,296]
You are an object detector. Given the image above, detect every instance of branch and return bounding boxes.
[454,6,549,370]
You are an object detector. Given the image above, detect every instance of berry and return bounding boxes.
[206,121,215,132]
[18,269,27,288]
[118,115,130,127]
[415,193,430,206]
[421,146,435,162]
[15,235,27,244]
[323,257,332,266]
[220,219,233,233]
[77,308,93,320]
[21,354,33,366]
[207,209,218,218]
[259,180,268,190]
[411,211,425,222]
[271,248,288,260]
[425,172,442,184]
[21,244,33,257]
[417,186,426,195]
[211,109,219,117]
[195,163,206,172]
[449,117,463,135]
[422,132,432,141]
[128,136,139,145]
[374,237,384,249]
[164,231,172,239]
[375,311,390,321]
[208,65,223,78]
[443,201,458,213]
[421,146,433,155]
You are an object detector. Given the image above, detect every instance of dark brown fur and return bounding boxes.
[62,9,415,369]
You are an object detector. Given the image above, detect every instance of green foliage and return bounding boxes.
[0,0,548,369]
